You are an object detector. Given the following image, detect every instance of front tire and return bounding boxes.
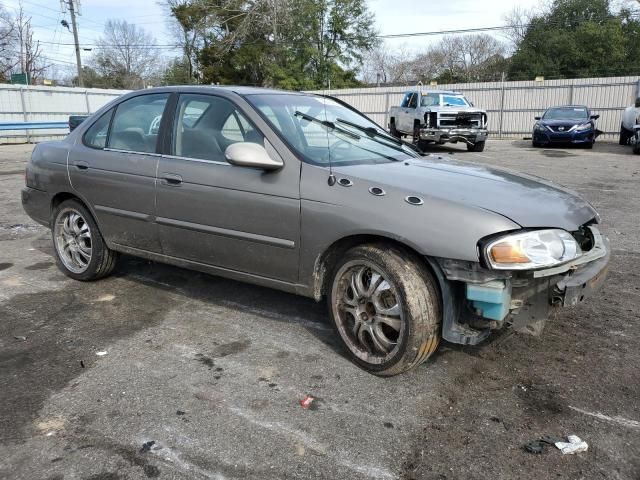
[328,244,441,376]
[51,199,118,281]
[467,140,486,152]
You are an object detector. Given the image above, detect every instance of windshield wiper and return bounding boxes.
[335,118,403,145]
[293,111,359,139]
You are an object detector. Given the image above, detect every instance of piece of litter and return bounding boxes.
[96,351,108,356]
[80,360,85,368]
[555,435,588,454]
[14,335,27,341]
[140,440,156,453]
[524,440,545,454]
[46,432,54,437]
[299,395,315,410]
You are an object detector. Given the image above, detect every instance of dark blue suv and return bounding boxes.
[532,105,599,148]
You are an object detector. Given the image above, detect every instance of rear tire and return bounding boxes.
[389,120,401,139]
[467,140,486,152]
[619,124,630,145]
[634,134,640,155]
[328,243,441,376]
[51,199,118,281]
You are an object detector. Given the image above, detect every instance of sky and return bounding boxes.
[2,0,537,80]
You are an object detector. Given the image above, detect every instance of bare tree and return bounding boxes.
[0,6,17,80]
[502,6,537,51]
[91,19,159,89]
[361,43,415,85]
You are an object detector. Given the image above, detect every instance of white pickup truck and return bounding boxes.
[620,97,640,154]
[388,90,488,152]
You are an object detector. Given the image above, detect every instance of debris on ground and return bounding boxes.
[299,395,315,410]
[79,360,85,368]
[555,435,588,454]
[524,435,587,455]
[14,335,26,341]
[96,351,108,356]
[176,410,186,416]
[140,440,156,453]
[523,436,561,454]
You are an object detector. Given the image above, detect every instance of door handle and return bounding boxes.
[73,161,89,170]
[161,173,183,186]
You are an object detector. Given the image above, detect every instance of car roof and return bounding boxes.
[545,105,589,110]
[133,85,306,97]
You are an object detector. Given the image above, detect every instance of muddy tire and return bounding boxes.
[412,122,421,145]
[389,119,401,139]
[51,199,118,281]
[328,243,441,376]
[467,140,486,152]
[619,124,630,145]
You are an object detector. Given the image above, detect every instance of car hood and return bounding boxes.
[539,119,588,127]
[334,155,597,231]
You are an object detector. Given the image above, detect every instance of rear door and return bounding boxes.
[68,93,170,252]
[155,93,301,283]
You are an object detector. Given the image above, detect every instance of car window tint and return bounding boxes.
[407,93,418,109]
[420,93,440,107]
[400,92,413,108]
[108,93,169,153]
[173,94,263,162]
[442,95,468,107]
[83,109,112,149]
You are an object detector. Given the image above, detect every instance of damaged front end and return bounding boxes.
[428,225,610,345]
[421,110,488,145]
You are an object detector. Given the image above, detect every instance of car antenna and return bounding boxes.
[322,93,336,186]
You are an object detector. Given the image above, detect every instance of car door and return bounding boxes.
[155,93,301,283]
[68,93,170,252]
[398,92,418,132]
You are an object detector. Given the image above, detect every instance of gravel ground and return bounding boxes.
[0,140,638,480]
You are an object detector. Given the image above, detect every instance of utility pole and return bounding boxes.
[67,0,83,87]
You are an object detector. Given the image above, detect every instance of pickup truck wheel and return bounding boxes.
[328,244,441,376]
[51,199,118,281]
[634,136,640,155]
[619,124,630,145]
[389,120,401,139]
[412,124,421,145]
[467,140,486,152]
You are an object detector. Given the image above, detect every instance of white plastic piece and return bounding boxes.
[96,351,108,356]
[555,435,588,454]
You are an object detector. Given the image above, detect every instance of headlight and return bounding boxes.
[485,229,581,270]
[574,123,592,131]
[534,123,545,131]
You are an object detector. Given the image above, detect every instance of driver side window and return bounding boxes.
[173,94,263,162]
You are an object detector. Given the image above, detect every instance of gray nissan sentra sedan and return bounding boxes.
[21,86,610,376]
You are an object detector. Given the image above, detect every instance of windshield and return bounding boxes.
[543,107,588,121]
[247,94,417,166]
[442,95,469,107]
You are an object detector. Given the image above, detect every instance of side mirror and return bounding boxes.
[225,142,283,171]
[590,114,600,120]
[534,116,541,120]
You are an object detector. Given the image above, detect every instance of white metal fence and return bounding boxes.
[315,75,640,141]
[1,76,638,144]
[0,84,127,144]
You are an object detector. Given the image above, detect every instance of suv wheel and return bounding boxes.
[52,199,118,281]
[328,244,441,376]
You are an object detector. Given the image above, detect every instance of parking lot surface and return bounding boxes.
[1,140,638,480]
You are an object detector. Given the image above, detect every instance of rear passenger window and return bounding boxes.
[83,110,112,149]
[108,94,169,153]
[173,94,263,162]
